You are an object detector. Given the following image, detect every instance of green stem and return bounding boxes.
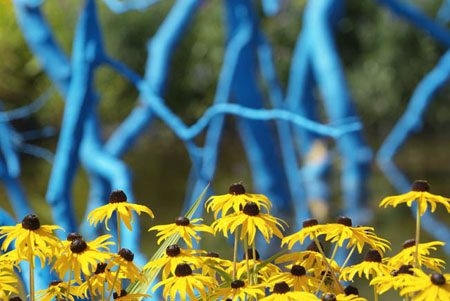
[374,283,378,301]
[313,235,344,293]
[340,245,356,271]
[86,274,95,299]
[315,242,339,295]
[232,227,239,281]
[414,201,421,269]
[66,269,73,301]
[107,265,121,301]
[102,278,106,301]
[117,212,122,252]
[243,235,251,285]
[29,253,35,301]
[252,240,257,284]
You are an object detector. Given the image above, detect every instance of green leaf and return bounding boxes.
[126,184,210,296]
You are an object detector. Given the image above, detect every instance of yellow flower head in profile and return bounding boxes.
[281,218,326,249]
[268,264,320,292]
[212,202,286,245]
[0,214,62,265]
[211,279,265,301]
[400,269,450,301]
[112,289,151,300]
[87,190,154,231]
[79,262,120,298]
[386,239,446,272]
[108,248,145,283]
[341,249,390,281]
[205,182,272,219]
[0,270,18,299]
[233,249,280,281]
[52,234,113,283]
[370,264,416,295]
[35,280,83,301]
[379,180,450,215]
[143,244,205,279]
[200,251,232,277]
[148,217,213,248]
[152,263,216,301]
[321,216,390,255]
[260,281,319,301]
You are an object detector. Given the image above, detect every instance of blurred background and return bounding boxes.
[0,0,449,297]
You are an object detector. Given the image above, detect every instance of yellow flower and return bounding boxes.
[379,180,450,215]
[79,262,120,298]
[143,244,205,279]
[321,217,390,254]
[281,219,327,249]
[148,217,213,248]
[111,289,151,300]
[329,293,368,301]
[386,239,445,272]
[212,202,286,245]
[400,269,450,301]
[267,265,320,292]
[260,281,319,301]
[0,270,18,299]
[35,280,83,301]
[87,190,154,231]
[200,251,232,277]
[211,280,265,300]
[152,263,216,301]
[205,183,272,219]
[107,248,145,283]
[370,265,416,294]
[0,214,62,265]
[341,249,390,281]
[52,235,113,283]
[234,255,281,282]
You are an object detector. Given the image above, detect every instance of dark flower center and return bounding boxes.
[166,245,181,257]
[113,289,128,299]
[364,249,382,263]
[175,216,190,226]
[228,183,246,195]
[337,216,352,227]
[243,248,260,260]
[344,285,359,296]
[95,263,107,274]
[67,232,83,241]
[22,214,40,230]
[390,270,399,277]
[243,202,259,216]
[398,265,414,275]
[411,180,430,192]
[306,241,322,252]
[9,297,22,301]
[119,248,134,261]
[109,190,127,203]
[431,273,446,285]
[231,280,245,289]
[302,218,318,228]
[70,239,88,253]
[273,281,290,294]
[322,293,337,301]
[49,280,62,287]
[402,239,416,249]
[205,252,219,258]
[290,265,306,276]
[175,263,192,277]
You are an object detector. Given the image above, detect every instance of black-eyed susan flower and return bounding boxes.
[233,249,281,282]
[400,269,450,301]
[322,293,367,300]
[340,249,390,281]
[112,289,151,300]
[143,244,204,279]
[0,214,62,265]
[268,264,320,292]
[260,281,319,301]
[205,182,272,219]
[148,217,213,248]
[281,218,326,249]
[386,239,445,272]
[152,263,216,301]
[369,265,415,295]
[212,202,286,245]
[200,251,232,277]
[107,248,144,283]
[321,217,390,254]
[379,180,450,216]
[211,279,265,300]
[79,263,120,298]
[35,280,83,301]
[87,190,154,231]
[52,235,113,283]
[0,270,18,299]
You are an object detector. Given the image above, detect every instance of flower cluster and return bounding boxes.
[0,180,449,301]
